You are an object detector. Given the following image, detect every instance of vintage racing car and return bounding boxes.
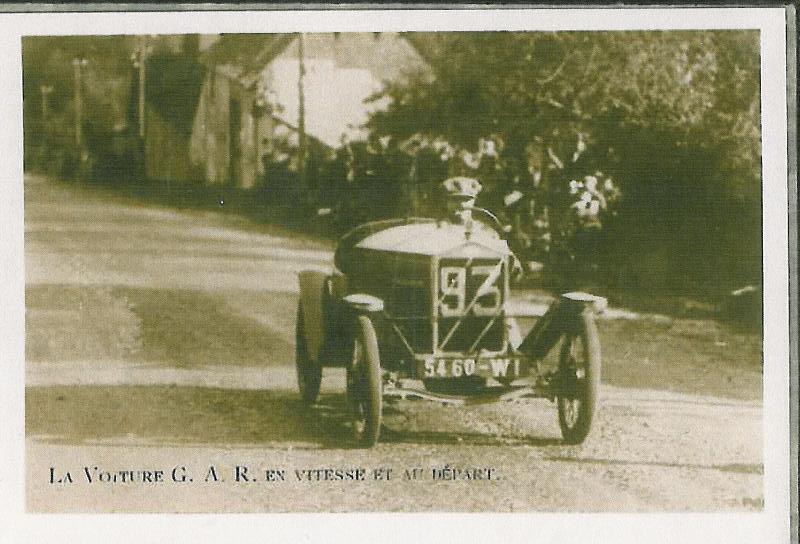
[296,205,606,447]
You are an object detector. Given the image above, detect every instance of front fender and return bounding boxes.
[298,271,329,362]
[342,293,385,313]
[517,292,606,360]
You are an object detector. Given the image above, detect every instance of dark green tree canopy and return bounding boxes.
[369,31,761,291]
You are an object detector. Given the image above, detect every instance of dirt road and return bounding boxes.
[24,174,763,512]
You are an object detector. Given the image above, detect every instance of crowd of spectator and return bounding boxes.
[258,130,622,276]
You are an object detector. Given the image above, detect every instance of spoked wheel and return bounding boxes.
[346,315,382,447]
[556,311,601,444]
[295,306,321,405]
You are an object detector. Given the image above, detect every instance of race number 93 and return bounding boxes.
[439,264,501,317]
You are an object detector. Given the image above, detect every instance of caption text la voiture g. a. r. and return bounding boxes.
[49,465,499,485]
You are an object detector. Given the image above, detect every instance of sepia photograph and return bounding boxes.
[1,5,793,542]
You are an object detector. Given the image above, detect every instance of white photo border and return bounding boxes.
[0,6,791,543]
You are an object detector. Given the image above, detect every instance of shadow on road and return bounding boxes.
[115,287,295,368]
[26,285,295,367]
[26,385,350,449]
[26,385,564,449]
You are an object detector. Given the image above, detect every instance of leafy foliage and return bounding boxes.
[369,31,761,292]
[23,35,135,135]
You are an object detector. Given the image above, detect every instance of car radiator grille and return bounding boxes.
[350,251,506,356]
[387,255,433,353]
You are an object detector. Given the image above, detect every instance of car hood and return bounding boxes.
[355,221,510,258]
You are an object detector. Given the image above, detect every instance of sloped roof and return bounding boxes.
[204,32,432,82]
[202,33,296,74]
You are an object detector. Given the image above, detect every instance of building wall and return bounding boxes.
[190,69,231,186]
[190,65,277,190]
[144,108,193,183]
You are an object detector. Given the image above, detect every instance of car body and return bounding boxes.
[296,212,605,447]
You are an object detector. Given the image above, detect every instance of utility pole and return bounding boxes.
[137,35,147,139]
[297,33,307,200]
[40,84,53,122]
[131,36,148,180]
[39,84,54,164]
[71,57,87,150]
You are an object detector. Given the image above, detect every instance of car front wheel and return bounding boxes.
[346,315,382,447]
[556,311,601,445]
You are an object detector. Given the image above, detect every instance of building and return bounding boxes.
[187,32,432,190]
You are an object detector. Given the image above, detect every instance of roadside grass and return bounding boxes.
[512,289,761,401]
[519,315,761,402]
[599,318,761,401]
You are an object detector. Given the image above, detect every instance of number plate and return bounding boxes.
[420,357,528,379]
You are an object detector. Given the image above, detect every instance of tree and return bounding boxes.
[368,30,761,293]
[23,36,135,137]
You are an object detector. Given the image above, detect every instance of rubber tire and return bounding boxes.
[346,315,382,448]
[295,306,322,405]
[556,311,601,445]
